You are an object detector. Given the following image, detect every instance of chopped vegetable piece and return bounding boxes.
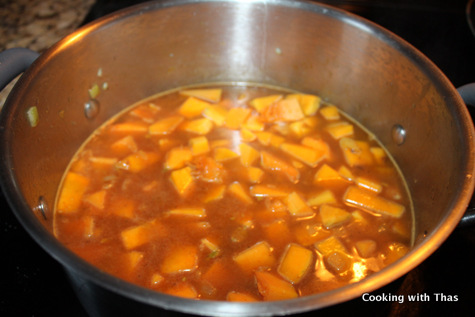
[178,96,211,118]
[89,157,118,171]
[181,118,214,135]
[370,146,387,164]
[319,204,352,228]
[225,107,251,129]
[111,135,138,155]
[261,151,300,183]
[190,156,225,183]
[149,116,184,135]
[263,220,293,248]
[255,271,298,301]
[384,242,409,265]
[243,114,265,131]
[246,167,265,183]
[150,273,164,286]
[280,143,324,167]
[324,251,352,274]
[355,176,383,193]
[129,103,160,122]
[319,105,340,120]
[239,143,260,167]
[250,184,289,197]
[307,190,337,207]
[88,83,100,99]
[180,88,222,103]
[228,181,253,204]
[202,104,228,126]
[110,122,149,134]
[234,241,276,273]
[26,106,39,127]
[121,219,166,250]
[288,120,313,138]
[83,190,107,209]
[313,164,345,183]
[165,282,198,299]
[286,93,321,116]
[57,172,90,214]
[326,122,354,139]
[338,165,354,181]
[170,166,194,196]
[161,245,198,274]
[339,137,374,166]
[200,237,220,255]
[343,186,405,218]
[285,192,314,217]
[116,151,160,172]
[202,259,229,289]
[293,222,331,246]
[124,251,144,272]
[314,236,347,256]
[189,136,210,156]
[240,127,257,142]
[256,131,285,148]
[249,94,282,112]
[110,199,135,219]
[214,147,239,162]
[203,184,226,203]
[164,147,192,170]
[278,243,314,284]
[262,99,304,122]
[355,240,377,258]
[227,292,259,302]
[167,207,206,218]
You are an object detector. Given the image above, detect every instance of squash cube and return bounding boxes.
[202,104,228,126]
[225,107,251,130]
[246,167,265,183]
[149,116,184,135]
[319,105,340,120]
[233,241,276,273]
[262,99,304,122]
[319,204,352,228]
[280,143,324,167]
[239,143,260,167]
[180,88,222,103]
[277,243,314,284]
[178,96,210,119]
[121,219,166,250]
[307,190,337,207]
[227,292,259,302]
[261,151,300,183]
[255,271,298,301]
[339,137,374,167]
[181,118,214,135]
[228,181,253,204]
[250,184,289,197]
[285,191,314,217]
[189,136,210,156]
[164,147,192,170]
[57,172,90,214]
[249,94,282,113]
[326,122,354,139]
[343,185,405,218]
[161,245,198,274]
[170,166,194,196]
[355,239,377,258]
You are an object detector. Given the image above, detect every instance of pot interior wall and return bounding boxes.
[1,0,473,313]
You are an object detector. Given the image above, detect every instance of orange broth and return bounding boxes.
[54,84,413,301]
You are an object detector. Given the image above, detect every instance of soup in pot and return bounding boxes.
[54,84,413,301]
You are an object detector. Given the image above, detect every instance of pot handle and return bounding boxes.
[457,82,475,227]
[0,48,39,92]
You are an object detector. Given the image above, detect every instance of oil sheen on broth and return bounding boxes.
[54,84,413,301]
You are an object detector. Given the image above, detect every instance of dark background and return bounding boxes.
[1,0,475,316]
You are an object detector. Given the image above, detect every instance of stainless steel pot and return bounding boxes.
[1,0,475,316]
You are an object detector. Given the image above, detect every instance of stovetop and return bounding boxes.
[1,0,475,316]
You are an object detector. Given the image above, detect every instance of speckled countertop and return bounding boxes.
[0,0,96,108]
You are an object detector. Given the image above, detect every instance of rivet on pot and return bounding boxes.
[84,99,100,119]
[392,124,406,145]
[33,196,49,220]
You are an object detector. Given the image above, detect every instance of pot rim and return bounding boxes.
[1,0,474,315]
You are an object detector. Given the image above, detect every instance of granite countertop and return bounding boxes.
[0,0,96,108]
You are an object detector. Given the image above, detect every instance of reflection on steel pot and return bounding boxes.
[0,0,474,316]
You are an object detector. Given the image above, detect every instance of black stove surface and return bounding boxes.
[1,1,475,316]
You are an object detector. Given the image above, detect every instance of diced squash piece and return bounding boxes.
[57,172,90,214]
[355,240,377,258]
[313,164,345,183]
[326,122,354,139]
[121,219,166,250]
[285,191,313,217]
[262,99,304,122]
[110,199,135,219]
[180,88,222,103]
[228,181,253,204]
[256,131,284,148]
[225,107,251,129]
[165,282,198,299]
[89,156,118,170]
[161,245,198,274]
[210,139,230,148]
[170,166,194,196]
[124,251,144,272]
[355,176,383,193]
[167,207,206,218]
[240,127,257,142]
[202,104,228,126]
[246,167,265,183]
[280,143,324,167]
[250,94,282,113]
[339,137,374,167]
[243,114,265,131]
[158,138,180,151]
[286,93,321,116]
[263,220,293,248]
[82,215,95,238]
[261,151,300,183]
[214,147,239,162]
[203,184,226,203]
[319,105,340,120]
[239,143,260,167]
[227,291,259,302]
[301,137,330,161]
[111,135,138,155]
[149,116,184,135]
[150,273,164,287]
[178,96,210,118]
[288,120,313,138]
[319,204,352,228]
[255,271,298,301]
[293,222,331,246]
[200,237,220,255]
[164,147,192,170]
[109,122,148,134]
[116,151,160,172]
[314,236,347,256]
[83,190,107,209]
[129,103,160,122]
[392,221,410,239]
[181,118,214,135]
[338,165,354,181]
[343,186,405,218]
[307,190,337,207]
[384,242,409,265]
[233,241,276,272]
[189,136,210,156]
[202,259,229,289]
[278,243,314,284]
[190,156,225,183]
[370,146,387,165]
[250,184,289,197]
[324,251,352,274]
